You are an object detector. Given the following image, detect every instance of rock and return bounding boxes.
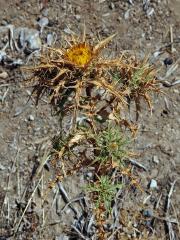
[164,57,173,66]
[153,155,159,164]
[0,163,6,170]
[84,171,93,180]
[149,179,158,189]
[14,107,23,117]
[145,220,152,227]
[28,115,34,121]
[143,209,153,217]
[152,50,162,58]
[46,33,54,46]
[146,7,155,17]
[0,50,6,62]
[109,2,115,10]
[0,71,8,79]
[41,8,49,17]
[37,17,49,32]
[75,15,81,21]
[124,9,131,20]
[17,28,41,54]
[26,90,32,96]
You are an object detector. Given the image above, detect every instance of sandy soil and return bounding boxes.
[0,0,179,239]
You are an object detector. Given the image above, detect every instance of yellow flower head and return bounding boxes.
[64,43,93,67]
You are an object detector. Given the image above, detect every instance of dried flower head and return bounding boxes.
[64,43,93,67]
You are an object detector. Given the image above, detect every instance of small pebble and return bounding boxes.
[164,57,173,66]
[38,17,49,32]
[109,2,115,10]
[0,71,8,79]
[149,179,158,189]
[26,90,32,96]
[143,209,153,217]
[103,13,110,17]
[0,50,6,62]
[153,155,159,164]
[124,9,130,19]
[28,115,34,121]
[84,171,93,180]
[46,33,54,46]
[75,15,81,20]
[146,7,155,17]
[153,50,161,58]
[14,107,23,117]
[41,8,49,17]
[0,163,6,170]
[145,220,152,227]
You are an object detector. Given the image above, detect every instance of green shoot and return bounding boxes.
[86,175,122,213]
[95,126,129,166]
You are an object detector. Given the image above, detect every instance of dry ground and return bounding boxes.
[0,0,179,239]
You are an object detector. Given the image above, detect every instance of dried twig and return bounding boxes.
[71,225,90,240]
[171,202,180,236]
[1,149,20,218]
[160,79,180,88]
[128,159,148,171]
[13,175,43,234]
[166,180,177,213]
[165,180,177,240]
[57,182,78,216]
[59,195,85,215]
[170,25,174,53]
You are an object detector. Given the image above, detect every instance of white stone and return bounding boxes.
[153,155,159,164]
[0,71,8,79]
[28,115,34,121]
[149,179,158,189]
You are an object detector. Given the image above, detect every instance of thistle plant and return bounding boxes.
[25,31,160,239]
